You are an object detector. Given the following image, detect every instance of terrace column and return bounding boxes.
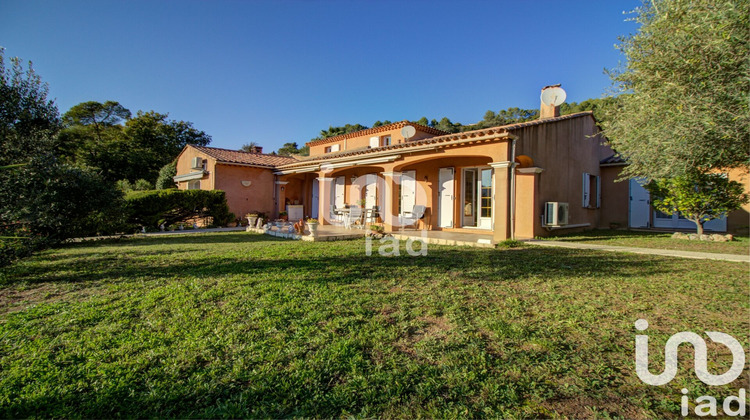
[317,177,334,225]
[490,161,513,242]
[514,167,544,239]
[380,171,400,233]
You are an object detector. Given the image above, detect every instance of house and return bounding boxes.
[173,145,297,219]
[173,86,749,241]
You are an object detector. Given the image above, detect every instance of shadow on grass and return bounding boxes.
[4,240,687,288]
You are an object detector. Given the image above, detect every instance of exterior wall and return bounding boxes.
[308,127,436,157]
[316,141,510,232]
[513,116,611,236]
[213,164,276,219]
[599,166,629,229]
[175,146,217,190]
[726,168,749,234]
[514,170,542,239]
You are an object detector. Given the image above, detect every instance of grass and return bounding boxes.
[545,229,750,255]
[0,232,748,418]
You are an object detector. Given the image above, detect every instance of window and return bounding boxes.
[325,146,332,153]
[187,180,201,190]
[381,135,391,147]
[582,172,600,208]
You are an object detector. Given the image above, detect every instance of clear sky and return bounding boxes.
[1,0,640,152]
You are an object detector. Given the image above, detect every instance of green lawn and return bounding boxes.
[1,232,747,418]
[545,229,750,255]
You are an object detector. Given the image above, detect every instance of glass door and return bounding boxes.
[478,168,492,229]
[463,169,476,227]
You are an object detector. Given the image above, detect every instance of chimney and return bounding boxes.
[540,84,564,119]
[250,146,263,153]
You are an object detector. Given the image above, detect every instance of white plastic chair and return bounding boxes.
[345,205,363,229]
[399,205,426,230]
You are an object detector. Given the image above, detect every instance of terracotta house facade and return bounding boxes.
[173,89,749,242]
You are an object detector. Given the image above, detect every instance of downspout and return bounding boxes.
[273,174,278,218]
[509,136,517,240]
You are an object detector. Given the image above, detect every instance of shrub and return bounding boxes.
[155,162,177,189]
[0,155,126,266]
[498,239,524,248]
[125,189,233,229]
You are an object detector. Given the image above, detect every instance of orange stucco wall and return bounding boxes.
[213,164,276,219]
[727,169,750,234]
[175,146,216,190]
[308,127,436,157]
[598,166,629,229]
[513,116,613,236]
[514,171,541,239]
[174,146,278,219]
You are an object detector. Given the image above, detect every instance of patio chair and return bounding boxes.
[399,205,426,230]
[364,206,379,225]
[345,205,363,229]
[330,207,346,226]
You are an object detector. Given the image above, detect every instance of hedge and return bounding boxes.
[125,189,233,229]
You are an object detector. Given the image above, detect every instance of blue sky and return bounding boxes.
[1,0,640,152]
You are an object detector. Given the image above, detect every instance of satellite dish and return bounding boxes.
[401,125,416,140]
[541,86,567,106]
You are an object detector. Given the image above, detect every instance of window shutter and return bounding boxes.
[331,144,340,152]
[369,137,379,148]
[582,173,590,207]
[596,176,601,208]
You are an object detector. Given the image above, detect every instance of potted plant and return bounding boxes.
[307,218,319,237]
[245,212,259,226]
[279,211,288,222]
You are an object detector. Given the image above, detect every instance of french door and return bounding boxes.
[462,168,492,229]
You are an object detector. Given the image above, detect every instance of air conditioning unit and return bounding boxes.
[544,202,569,226]
[191,157,203,170]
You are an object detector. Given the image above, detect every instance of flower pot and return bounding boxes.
[308,222,319,237]
[247,216,258,226]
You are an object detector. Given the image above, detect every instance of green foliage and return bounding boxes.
[602,0,750,180]
[62,100,131,129]
[155,162,177,189]
[0,49,61,166]
[276,141,304,156]
[316,123,369,139]
[59,103,212,183]
[0,155,126,265]
[497,239,524,248]
[372,120,392,128]
[646,172,749,234]
[125,189,233,229]
[117,179,154,193]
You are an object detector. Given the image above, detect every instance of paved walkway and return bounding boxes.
[525,239,750,263]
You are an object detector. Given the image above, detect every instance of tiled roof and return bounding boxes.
[306,120,449,147]
[279,112,596,169]
[190,145,297,168]
[600,154,627,166]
